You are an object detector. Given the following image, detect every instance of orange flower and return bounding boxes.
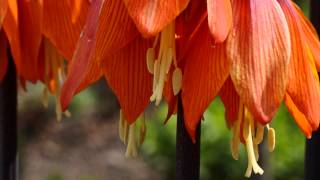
[59,0,232,156]
[0,0,88,120]
[220,0,320,176]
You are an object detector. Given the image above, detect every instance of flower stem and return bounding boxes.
[0,49,17,180]
[305,1,320,180]
[176,94,200,180]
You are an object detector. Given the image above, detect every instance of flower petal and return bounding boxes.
[0,30,8,82]
[219,77,240,128]
[3,0,42,82]
[61,0,138,111]
[207,0,232,43]
[60,0,104,111]
[0,0,7,28]
[18,0,42,82]
[284,94,313,138]
[291,3,320,71]
[279,0,320,130]
[42,0,89,60]
[102,36,153,123]
[181,21,230,140]
[123,0,189,36]
[227,0,291,124]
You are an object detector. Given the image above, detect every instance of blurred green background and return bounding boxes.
[18,1,312,179]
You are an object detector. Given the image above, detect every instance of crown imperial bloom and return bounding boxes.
[50,0,320,177]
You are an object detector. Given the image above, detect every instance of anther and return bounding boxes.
[172,68,182,95]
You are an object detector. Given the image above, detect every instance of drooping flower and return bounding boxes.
[58,0,320,177]
[60,0,232,156]
[0,0,88,120]
[220,0,320,176]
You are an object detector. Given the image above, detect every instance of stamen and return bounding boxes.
[152,60,160,92]
[125,123,138,158]
[148,22,176,105]
[230,103,243,160]
[42,38,71,121]
[172,68,182,95]
[118,110,126,143]
[146,48,155,74]
[267,125,276,152]
[119,111,147,157]
[55,95,62,122]
[254,123,264,145]
[42,88,49,108]
[243,109,264,177]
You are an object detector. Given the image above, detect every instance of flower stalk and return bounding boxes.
[0,49,17,180]
[176,94,200,180]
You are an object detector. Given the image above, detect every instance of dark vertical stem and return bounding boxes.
[176,95,200,180]
[305,1,320,180]
[0,50,17,180]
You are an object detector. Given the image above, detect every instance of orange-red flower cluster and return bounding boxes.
[0,0,319,176]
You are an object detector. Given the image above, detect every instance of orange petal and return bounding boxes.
[93,0,139,62]
[284,93,313,138]
[279,0,320,130]
[0,30,8,82]
[123,0,189,36]
[102,36,153,123]
[2,0,19,69]
[219,77,240,128]
[181,21,230,140]
[207,0,232,43]
[42,0,89,60]
[17,0,43,82]
[0,0,7,28]
[227,0,291,124]
[291,3,320,71]
[2,0,43,82]
[60,0,104,111]
[61,0,137,110]
[74,60,102,94]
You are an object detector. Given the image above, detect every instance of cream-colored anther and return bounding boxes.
[253,143,259,161]
[172,68,182,95]
[230,104,243,160]
[165,48,173,73]
[125,123,138,158]
[254,123,265,145]
[42,88,49,108]
[55,95,62,122]
[152,60,160,92]
[267,127,276,152]
[119,110,126,143]
[243,109,264,177]
[146,48,155,74]
[231,126,239,160]
[64,110,72,117]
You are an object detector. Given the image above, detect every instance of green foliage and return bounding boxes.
[46,173,63,180]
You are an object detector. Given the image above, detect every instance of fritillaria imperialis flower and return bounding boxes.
[0,0,90,120]
[221,0,320,176]
[55,0,320,177]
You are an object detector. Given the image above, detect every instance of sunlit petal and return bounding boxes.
[227,0,291,124]
[123,0,189,36]
[207,0,232,43]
